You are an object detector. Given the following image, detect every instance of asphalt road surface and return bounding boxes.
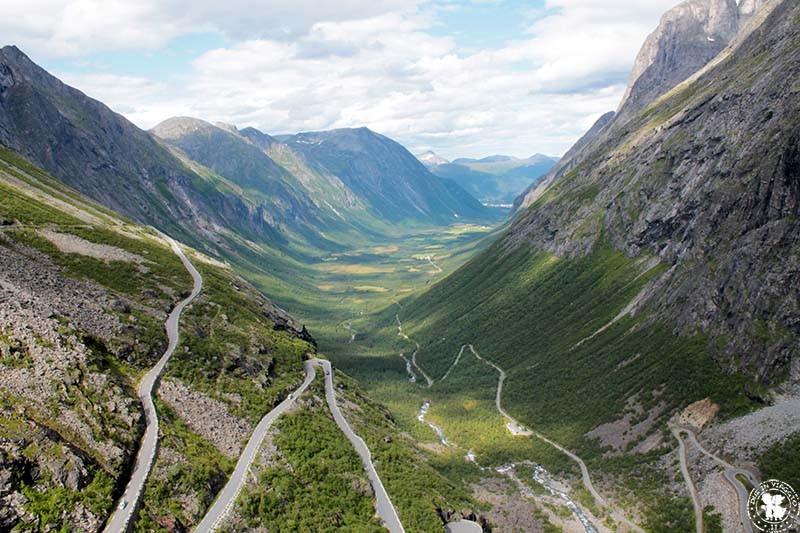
[469,344,645,533]
[677,424,758,533]
[104,234,202,533]
[194,361,317,532]
[670,426,703,533]
[313,358,405,533]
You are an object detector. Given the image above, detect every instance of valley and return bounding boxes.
[1,0,800,531]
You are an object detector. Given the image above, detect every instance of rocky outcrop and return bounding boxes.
[0,236,149,528]
[509,0,800,381]
[515,0,778,214]
[159,379,252,458]
[618,0,741,115]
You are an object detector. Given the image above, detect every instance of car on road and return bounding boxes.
[288,393,294,400]
[119,499,127,510]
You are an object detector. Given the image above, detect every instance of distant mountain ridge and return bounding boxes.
[421,152,558,205]
[0,45,495,267]
[279,128,490,222]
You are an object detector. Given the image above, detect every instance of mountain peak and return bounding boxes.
[481,155,517,163]
[215,121,239,134]
[151,116,219,140]
[618,0,766,115]
[416,151,450,167]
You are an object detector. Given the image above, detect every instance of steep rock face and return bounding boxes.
[618,0,740,115]
[0,47,284,247]
[281,128,491,222]
[514,112,615,211]
[514,0,777,214]
[510,0,800,380]
[618,0,778,117]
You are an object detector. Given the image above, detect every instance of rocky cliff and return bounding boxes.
[510,0,799,381]
[514,0,779,213]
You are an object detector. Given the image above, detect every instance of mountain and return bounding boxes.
[0,46,280,250]
[429,153,558,204]
[513,0,780,212]
[514,113,615,211]
[389,0,797,526]
[280,127,491,222]
[618,0,773,117]
[0,144,316,529]
[416,150,450,167]
[477,155,515,163]
[0,144,479,530]
[155,118,494,228]
[151,117,326,229]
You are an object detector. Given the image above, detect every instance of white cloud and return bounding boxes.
[22,0,685,158]
[1,0,420,57]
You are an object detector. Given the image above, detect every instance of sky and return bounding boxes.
[2,0,680,159]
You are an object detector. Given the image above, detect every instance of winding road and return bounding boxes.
[314,358,405,533]
[672,424,758,533]
[194,361,317,532]
[193,358,404,532]
[395,315,433,387]
[104,234,203,533]
[466,344,645,533]
[670,426,703,533]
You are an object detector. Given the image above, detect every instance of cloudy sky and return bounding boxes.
[4,0,679,159]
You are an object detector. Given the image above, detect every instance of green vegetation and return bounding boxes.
[20,472,115,530]
[5,225,189,297]
[0,392,117,532]
[235,379,384,532]
[136,400,235,531]
[758,433,800,489]
[166,260,309,424]
[0,152,319,530]
[703,505,723,533]
[332,372,478,530]
[349,239,754,442]
[318,237,760,528]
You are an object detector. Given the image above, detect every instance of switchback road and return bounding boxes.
[104,234,202,533]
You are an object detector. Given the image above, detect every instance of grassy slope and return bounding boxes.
[0,151,191,528]
[0,148,315,530]
[331,237,759,529]
[401,241,755,439]
[233,379,384,532]
[333,371,477,530]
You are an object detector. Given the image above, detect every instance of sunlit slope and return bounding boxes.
[385,0,800,449]
[396,240,755,445]
[0,146,315,529]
